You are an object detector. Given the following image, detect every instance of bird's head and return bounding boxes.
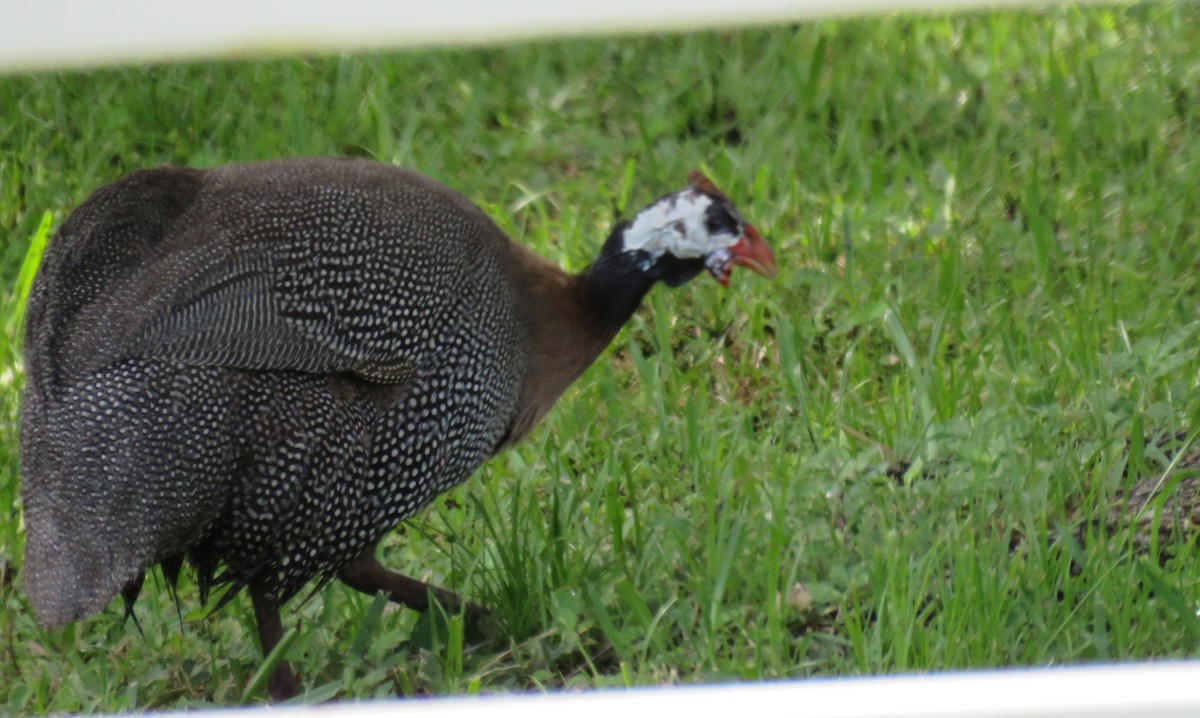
[615,170,777,288]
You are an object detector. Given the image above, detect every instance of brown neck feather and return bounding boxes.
[497,240,651,449]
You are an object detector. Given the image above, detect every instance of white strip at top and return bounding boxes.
[1,0,1082,72]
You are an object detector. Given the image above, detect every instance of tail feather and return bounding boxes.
[23,510,134,627]
[20,359,237,627]
[157,557,186,630]
[121,572,146,635]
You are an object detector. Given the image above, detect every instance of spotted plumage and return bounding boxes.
[20,157,775,699]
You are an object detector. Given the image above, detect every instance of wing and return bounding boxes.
[32,159,500,389]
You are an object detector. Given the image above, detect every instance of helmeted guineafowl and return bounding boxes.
[20,157,776,699]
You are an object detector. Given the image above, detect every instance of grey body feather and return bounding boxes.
[22,158,529,625]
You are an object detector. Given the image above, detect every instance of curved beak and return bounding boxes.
[729,224,777,280]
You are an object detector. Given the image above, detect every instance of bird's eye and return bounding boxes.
[704,205,739,236]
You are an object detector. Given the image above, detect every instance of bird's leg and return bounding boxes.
[248,584,302,702]
[337,549,489,623]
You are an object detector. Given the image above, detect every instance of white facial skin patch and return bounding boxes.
[705,247,734,274]
[621,189,741,268]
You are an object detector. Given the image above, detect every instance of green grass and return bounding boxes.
[3,2,1200,710]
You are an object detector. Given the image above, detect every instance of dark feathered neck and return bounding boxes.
[576,221,708,335]
[497,222,655,449]
[576,223,657,338]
